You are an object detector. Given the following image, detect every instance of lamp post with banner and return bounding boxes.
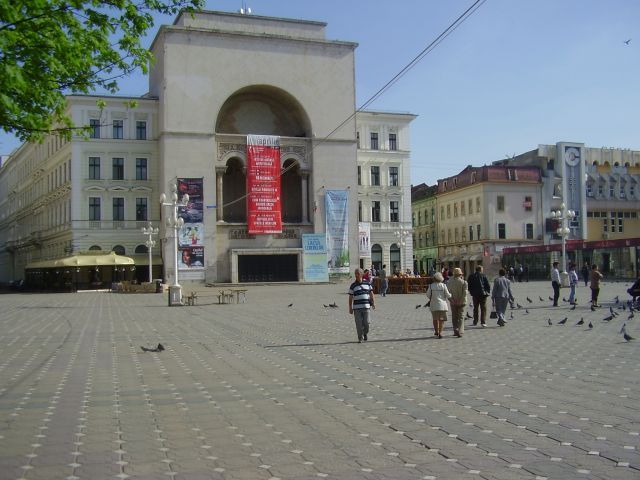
[141,222,159,284]
[160,184,189,306]
[550,202,576,285]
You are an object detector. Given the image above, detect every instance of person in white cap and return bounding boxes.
[448,267,468,337]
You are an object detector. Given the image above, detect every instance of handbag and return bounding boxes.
[490,310,497,319]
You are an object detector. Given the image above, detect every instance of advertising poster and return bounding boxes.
[246,134,282,234]
[359,222,371,258]
[177,178,204,277]
[302,234,329,282]
[325,190,350,274]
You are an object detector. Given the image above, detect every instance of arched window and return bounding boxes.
[113,245,125,255]
[135,244,148,254]
[281,159,302,223]
[390,243,401,274]
[371,244,383,271]
[223,158,246,223]
[89,245,102,251]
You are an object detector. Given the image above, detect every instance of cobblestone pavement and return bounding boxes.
[0,280,638,480]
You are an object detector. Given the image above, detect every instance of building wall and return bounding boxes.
[356,111,416,274]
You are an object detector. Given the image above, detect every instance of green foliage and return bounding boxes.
[0,0,204,142]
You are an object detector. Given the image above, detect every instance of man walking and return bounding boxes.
[551,261,561,307]
[467,265,491,327]
[380,264,388,297]
[348,268,376,343]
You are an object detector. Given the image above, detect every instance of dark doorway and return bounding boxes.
[238,254,298,282]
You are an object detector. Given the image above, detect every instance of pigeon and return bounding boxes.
[329,302,338,308]
[323,304,328,308]
[576,318,584,326]
[603,315,613,322]
[628,311,635,320]
[549,296,554,301]
[526,297,533,303]
[516,303,523,309]
[525,309,530,314]
[288,303,293,307]
[590,305,596,312]
[570,304,576,311]
[424,303,430,308]
[539,296,545,302]
[558,317,568,325]
[548,318,553,326]
[416,304,422,309]
[141,343,165,353]
[623,331,634,342]
[588,321,593,329]
[562,297,567,303]
[622,304,626,311]
[510,312,514,320]
[619,323,627,334]
[624,38,632,45]
[609,307,618,317]
[614,295,619,304]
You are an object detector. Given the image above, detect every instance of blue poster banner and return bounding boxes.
[302,234,329,282]
[325,190,350,274]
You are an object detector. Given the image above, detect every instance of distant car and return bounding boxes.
[179,208,203,223]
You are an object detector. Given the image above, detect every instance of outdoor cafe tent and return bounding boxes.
[25,252,135,269]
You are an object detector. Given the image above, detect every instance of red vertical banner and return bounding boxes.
[246,135,282,234]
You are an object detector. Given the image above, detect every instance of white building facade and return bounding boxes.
[356,111,416,275]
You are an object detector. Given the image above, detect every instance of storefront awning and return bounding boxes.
[26,252,135,270]
[130,254,164,266]
[469,254,482,261]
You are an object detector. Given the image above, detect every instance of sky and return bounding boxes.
[1,0,639,185]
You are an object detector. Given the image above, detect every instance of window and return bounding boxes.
[469,225,474,241]
[447,229,452,243]
[389,133,397,151]
[477,224,481,239]
[497,223,506,239]
[441,230,445,243]
[461,201,465,216]
[454,203,458,217]
[136,158,148,180]
[476,197,481,213]
[371,201,381,222]
[620,186,625,198]
[468,199,473,215]
[389,166,399,186]
[113,198,125,221]
[454,228,459,243]
[113,119,123,139]
[136,121,147,140]
[586,185,593,197]
[524,196,532,211]
[447,204,451,218]
[598,184,604,196]
[390,201,399,222]
[89,197,101,221]
[525,223,534,239]
[418,211,422,225]
[440,206,445,220]
[358,201,362,222]
[89,119,100,138]
[412,212,416,227]
[431,208,435,223]
[631,185,635,197]
[609,185,615,197]
[112,158,124,180]
[136,198,147,221]
[370,166,380,186]
[370,132,379,150]
[89,157,100,180]
[357,166,361,185]
[497,195,505,212]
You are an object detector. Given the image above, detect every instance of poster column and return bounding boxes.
[302,234,329,282]
[247,135,282,234]
[177,178,205,280]
[325,190,350,275]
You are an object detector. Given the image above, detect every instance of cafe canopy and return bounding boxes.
[25,252,135,270]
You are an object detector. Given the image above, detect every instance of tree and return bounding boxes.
[0,0,204,142]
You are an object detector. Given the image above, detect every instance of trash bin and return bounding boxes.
[155,279,162,293]
[560,271,569,287]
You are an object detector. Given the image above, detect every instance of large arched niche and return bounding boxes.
[216,85,311,137]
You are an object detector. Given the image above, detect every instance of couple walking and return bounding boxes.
[426,268,467,338]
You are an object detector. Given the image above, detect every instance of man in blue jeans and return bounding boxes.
[551,261,561,307]
[380,264,388,297]
[348,268,376,343]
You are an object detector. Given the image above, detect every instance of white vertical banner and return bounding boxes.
[325,190,350,274]
[359,222,371,257]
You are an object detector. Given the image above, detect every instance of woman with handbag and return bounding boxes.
[427,272,452,338]
[491,268,514,327]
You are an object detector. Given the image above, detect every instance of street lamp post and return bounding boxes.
[160,184,189,306]
[550,202,576,278]
[141,222,159,284]
[394,228,412,274]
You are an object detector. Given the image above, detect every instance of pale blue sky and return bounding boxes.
[2,0,638,185]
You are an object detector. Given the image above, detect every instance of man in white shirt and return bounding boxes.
[551,261,561,307]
